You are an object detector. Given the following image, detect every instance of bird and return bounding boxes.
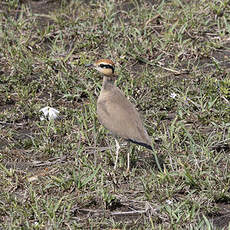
[86,59,153,172]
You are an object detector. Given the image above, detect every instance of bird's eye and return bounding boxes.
[99,64,107,68]
[98,63,114,73]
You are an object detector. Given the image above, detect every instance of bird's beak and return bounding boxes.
[85,63,94,68]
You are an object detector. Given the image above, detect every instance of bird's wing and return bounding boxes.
[97,88,151,146]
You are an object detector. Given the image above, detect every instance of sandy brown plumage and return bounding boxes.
[86,59,152,172]
[97,75,152,150]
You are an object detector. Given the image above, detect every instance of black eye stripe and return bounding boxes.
[99,64,111,68]
[99,64,114,73]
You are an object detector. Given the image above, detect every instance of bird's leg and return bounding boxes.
[126,150,130,173]
[114,138,120,170]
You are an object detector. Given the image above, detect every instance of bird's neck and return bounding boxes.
[102,75,116,90]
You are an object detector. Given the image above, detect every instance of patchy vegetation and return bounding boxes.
[0,0,230,229]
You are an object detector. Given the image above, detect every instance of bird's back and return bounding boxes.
[97,85,152,149]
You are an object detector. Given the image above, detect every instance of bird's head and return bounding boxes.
[85,59,115,76]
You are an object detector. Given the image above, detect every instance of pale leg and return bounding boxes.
[126,150,130,173]
[114,138,120,169]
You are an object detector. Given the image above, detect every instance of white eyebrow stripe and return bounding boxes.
[99,62,112,66]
